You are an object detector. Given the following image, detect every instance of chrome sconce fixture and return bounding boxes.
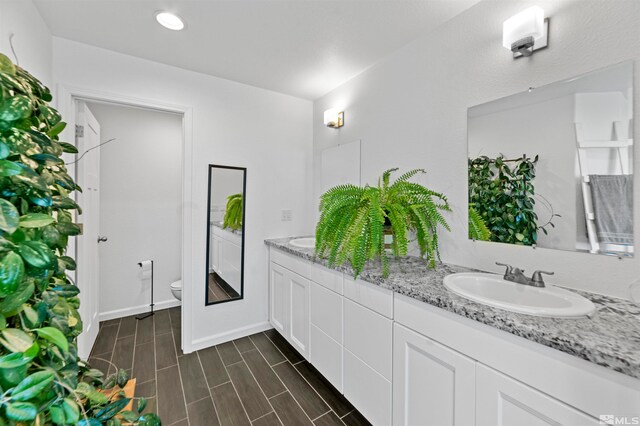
[324,108,344,128]
[503,6,549,58]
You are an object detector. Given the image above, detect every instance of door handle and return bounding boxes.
[97,236,108,243]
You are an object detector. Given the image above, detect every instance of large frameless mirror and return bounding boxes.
[468,61,634,257]
[206,165,246,305]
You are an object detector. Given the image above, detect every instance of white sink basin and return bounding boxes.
[289,237,315,249]
[444,273,595,318]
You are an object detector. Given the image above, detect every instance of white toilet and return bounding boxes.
[170,280,182,301]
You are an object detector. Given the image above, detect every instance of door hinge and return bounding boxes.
[75,124,84,139]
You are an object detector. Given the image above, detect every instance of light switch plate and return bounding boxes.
[281,209,293,221]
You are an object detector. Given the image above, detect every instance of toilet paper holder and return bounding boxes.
[136,260,154,320]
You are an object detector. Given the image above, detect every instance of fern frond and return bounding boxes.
[409,204,439,269]
[410,206,430,260]
[315,168,451,278]
[468,205,491,241]
[382,168,399,191]
[223,193,243,230]
[391,168,426,186]
[385,203,408,256]
[364,187,384,259]
[342,204,369,274]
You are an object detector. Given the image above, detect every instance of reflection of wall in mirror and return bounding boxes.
[468,95,576,251]
[209,168,244,223]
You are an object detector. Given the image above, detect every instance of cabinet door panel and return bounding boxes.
[476,364,599,426]
[344,348,391,426]
[310,324,342,392]
[269,263,288,335]
[344,299,392,380]
[393,324,475,426]
[311,282,342,343]
[289,272,310,358]
[221,239,242,293]
[211,236,221,273]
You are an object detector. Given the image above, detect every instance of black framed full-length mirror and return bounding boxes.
[205,164,246,305]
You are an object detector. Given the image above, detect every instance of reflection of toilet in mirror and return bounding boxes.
[170,280,182,301]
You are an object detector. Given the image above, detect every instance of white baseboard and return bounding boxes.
[99,299,182,322]
[186,321,272,353]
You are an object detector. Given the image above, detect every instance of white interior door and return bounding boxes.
[75,101,102,360]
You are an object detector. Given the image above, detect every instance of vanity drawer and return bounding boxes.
[310,324,342,392]
[270,248,309,278]
[270,248,343,293]
[343,347,392,426]
[343,276,393,318]
[307,263,343,294]
[311,282,342,343]
[344,298,392,380]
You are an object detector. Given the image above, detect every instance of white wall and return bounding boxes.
[313,0,640,300]
[53,38,314,351]
[0,0,52,87]
[86,102,183,318]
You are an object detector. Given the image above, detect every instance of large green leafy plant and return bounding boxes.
[468,154,558,245]
[222,193,242,231]
[316,168,451,278]
[0,53,159,425]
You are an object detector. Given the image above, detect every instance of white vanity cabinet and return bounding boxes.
[394,293,640,425]
[475,364,599,426]
[343,278,394,426]
[268,246,640,426]
[310,282,343,391]
[393,323,475,426]
[211,226,242,294]
[268,258,310,357]
[268,262,288,336]
[268,248,393,424]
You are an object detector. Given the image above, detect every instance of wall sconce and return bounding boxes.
[324,108,344,128]
[503,6,549,58]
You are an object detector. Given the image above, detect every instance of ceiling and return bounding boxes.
[34,0,480,100]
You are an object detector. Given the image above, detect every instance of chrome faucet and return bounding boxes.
[495,262,554,288]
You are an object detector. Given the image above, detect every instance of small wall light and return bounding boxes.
[503,6,549,58]
[324,108,344,129]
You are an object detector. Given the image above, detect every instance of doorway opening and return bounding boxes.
[72,98,184,359]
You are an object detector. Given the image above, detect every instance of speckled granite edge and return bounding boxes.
[211,221,242,236]
[265,237,640,380]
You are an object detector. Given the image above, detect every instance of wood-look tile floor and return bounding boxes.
[207,274,240,303]
[91,308,371,426]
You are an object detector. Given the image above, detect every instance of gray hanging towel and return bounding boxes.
[589,174,633,245]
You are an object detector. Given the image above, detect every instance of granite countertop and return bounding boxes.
[265,236,640,380]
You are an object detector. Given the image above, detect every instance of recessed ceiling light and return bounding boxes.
[155,11,185,31]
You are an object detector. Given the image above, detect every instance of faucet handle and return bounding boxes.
[531,270,554,286]
[496,262,513,275]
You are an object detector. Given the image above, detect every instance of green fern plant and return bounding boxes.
[468,205,491,241]
[223,193,243,231]
[315,168,451,278]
